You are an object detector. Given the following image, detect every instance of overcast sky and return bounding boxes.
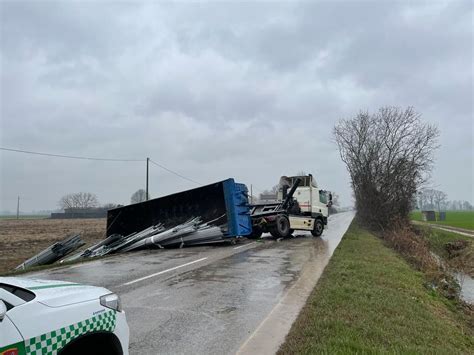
[0,1,472,212]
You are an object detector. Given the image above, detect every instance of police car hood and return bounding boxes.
[0,277,110,307]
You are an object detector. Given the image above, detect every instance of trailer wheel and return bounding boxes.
[248,227,263,239]
[270,215,291,238]
[311,219,324,237]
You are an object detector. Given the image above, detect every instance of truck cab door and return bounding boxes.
[0,301,26,355]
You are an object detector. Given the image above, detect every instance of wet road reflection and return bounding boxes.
[26,212,355,355]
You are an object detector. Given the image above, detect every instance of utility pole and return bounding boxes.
[146,157,150,201]
[250,185,253,204]
[16,196,20,219]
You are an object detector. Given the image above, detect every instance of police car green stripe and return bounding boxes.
[24,310,116,355]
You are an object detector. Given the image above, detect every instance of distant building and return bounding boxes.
[421,210,436,222]
[51,207,107,219]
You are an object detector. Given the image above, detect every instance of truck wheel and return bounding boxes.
[247,227,263,239]
[270,215,291,238]
[311,219,324,237]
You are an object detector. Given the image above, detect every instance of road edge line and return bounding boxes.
[120,257,208,286]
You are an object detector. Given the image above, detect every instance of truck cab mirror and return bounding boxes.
[329,193,333,201]
[0,300,7,322]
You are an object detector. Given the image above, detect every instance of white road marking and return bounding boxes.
[233,242,256,250]
[121,257,208,286]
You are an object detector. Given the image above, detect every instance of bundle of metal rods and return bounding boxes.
[16,234,85,270]
[64,223,166,262]
[16,217,231,270]
[62,217,228,263]
[121,217,226,251]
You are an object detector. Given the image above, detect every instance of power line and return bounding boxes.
[1,146,202,186]
[0,147,144,162]
[149,159,202,185]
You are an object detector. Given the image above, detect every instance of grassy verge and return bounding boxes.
[278,222,473,354]
[410,210,474,230]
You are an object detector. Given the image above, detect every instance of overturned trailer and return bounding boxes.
[106,179,252,243]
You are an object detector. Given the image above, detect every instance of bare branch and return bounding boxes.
[334,106,439,229]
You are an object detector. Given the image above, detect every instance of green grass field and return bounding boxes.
[411,210,474,230]
[278,222,473,354]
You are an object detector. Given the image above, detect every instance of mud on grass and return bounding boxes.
[0,218,106,274]
[278,222,473,354]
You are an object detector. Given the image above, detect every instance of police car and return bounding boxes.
[0,277,129,355]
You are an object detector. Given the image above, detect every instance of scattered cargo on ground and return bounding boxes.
[15,234,85,270]
[64,217,228,262]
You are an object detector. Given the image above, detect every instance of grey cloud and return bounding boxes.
[0,1,472,212]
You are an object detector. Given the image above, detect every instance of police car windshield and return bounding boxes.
[0,283,35,302]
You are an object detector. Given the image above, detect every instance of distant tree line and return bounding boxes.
[57,188,151,211]
[417,189,472,211]
[417,189,447,212]
[59,192,99,209]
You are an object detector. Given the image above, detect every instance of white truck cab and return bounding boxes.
[250,174,332,238]
[278,174,331,219]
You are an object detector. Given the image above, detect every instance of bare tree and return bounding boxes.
[419,188,436,210]
[131,189,147,204]
[59,192,99,210]
[432,190,447,212]
[334,106,439,229]
[419,189,447,211]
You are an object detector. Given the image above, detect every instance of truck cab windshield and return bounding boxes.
[319,190,328,204]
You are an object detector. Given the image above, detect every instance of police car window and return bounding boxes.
[0,283,35,302]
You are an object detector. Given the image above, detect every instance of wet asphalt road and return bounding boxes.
[29,211,354,354]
